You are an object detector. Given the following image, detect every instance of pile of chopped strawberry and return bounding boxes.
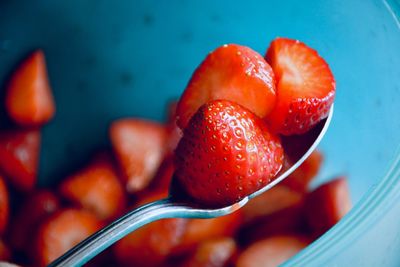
[0,37,348,267]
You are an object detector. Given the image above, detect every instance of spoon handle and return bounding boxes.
[48,198,179,267]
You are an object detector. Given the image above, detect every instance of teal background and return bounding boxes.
[0,0,400,266]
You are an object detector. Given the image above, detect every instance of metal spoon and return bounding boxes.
[49,105,334,267]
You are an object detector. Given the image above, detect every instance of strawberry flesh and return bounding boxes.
[265,37,335,135]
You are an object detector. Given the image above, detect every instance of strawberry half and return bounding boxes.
[174,100,284,207]
[265,37,335,135]
[0,129,40,191]
[5,50,55,126]
[109,119,167,193]
[59,152,126,221]
[176,44,276,129]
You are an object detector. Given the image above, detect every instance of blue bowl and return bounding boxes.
[1,0,400,266]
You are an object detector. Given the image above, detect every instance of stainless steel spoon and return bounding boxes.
[49,105,334,267]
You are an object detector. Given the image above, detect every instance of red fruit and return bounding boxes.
[149,156,175,192]
[265,37,335,135]
[305,177,351,237]
[175,100,284,207]
[59,153,126,220]
[0,129,40,191]
[5,50,55,126]
[176,44,276,129]
[35,208,102,267]
[165,101,183,155]
[8,190,60,254]
[109,119,167,193]
[282,150,323,192]
[242,185,303,224]
[173,210,243,255]
[0,177,9,235]
[0,240,11,261]
[179,238,237,267]
[236,235,310,267]
[113,191,187,267]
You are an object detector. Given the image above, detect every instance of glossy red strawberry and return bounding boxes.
[177,44,276,129]
[175,100,284,207]
[0,129,40,191]
[5,50,55,126]
[265,37,335,135]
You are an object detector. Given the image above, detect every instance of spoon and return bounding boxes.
[49,105,334,267]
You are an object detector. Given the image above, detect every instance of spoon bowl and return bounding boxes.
[49,105,334,267]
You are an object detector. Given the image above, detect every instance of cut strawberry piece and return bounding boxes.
[0,177,9,235]
[173,210,243,255]
[149,156,175,192]
[8,190,60,255]
[5,50,55,126]
[236,235,310,267]
[59,152,126,220]
[0,240,11,261]
[0,129,40,191]
[176,44,276,129]
[305,177,351,237]
[35,208,102,267]
[113,191,187,267]
[175,100,284,207]
[265,37,335,135]
[109,119,167,193]
[242,185,303,224]
[282,150,323,192]
[179,238,237,267]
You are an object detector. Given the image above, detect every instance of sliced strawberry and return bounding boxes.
[236,235,310,267]
[113,191,187,267]
[265,37,335,135]
[175,100,284,207]
[305,177,351,237]
[282,150,323,192]
[0,240,11,261]
[179,238,237,267]
[149,156,175,192]
[0,129,40,191]
[242,185,303,224]
[176,44,276,129]
[109,119,167,193]
[0,176,9,236]
[59,152,126,220]
[8,190,60,255]
[5,50,55,126]
[35,208,102,267]
[173,210,243,255]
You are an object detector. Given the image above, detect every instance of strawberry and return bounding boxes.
[0,129,40,191]
[174,100,284,207]
[236,235,310,267]
[59,152,126,220]
[165,101,183,155]
[0,177,9,236]
[35,208,102,267]
[149,156,175,192]
[5,50,55,126]
[265,37,335,135]
[305,177,351,237]
[176,44,276,129]
[282,150,323,192]
[242,185,303,224]
[8,190,60,255]
[179,237,237,267]
[113,191,187,267]
[173,210,243,255]
[109,119,167,193]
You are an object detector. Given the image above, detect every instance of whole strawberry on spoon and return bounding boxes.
[50,38,335,267]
